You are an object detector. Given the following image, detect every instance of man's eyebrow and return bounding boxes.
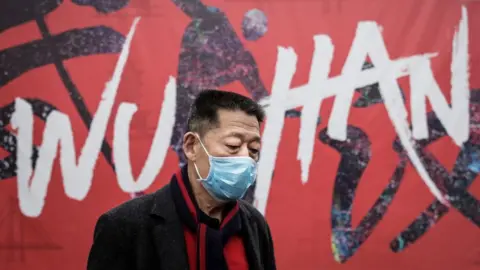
[251,135,261,143]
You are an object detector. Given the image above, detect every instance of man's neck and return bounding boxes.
[187,164,225,221]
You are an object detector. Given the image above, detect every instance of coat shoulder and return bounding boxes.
[100,184,170,226]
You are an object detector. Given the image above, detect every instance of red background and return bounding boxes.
[0,0,479,269]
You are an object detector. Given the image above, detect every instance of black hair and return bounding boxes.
[187,90,265,136]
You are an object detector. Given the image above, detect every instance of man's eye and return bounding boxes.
[249,148,259,155]
[227,144,240,150]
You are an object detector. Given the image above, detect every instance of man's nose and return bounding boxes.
[238,145,250,157]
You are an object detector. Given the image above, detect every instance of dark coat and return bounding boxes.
[86,183,276,270]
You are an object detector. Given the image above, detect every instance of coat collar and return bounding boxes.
[149,167,188,219]
[239,201,263,270]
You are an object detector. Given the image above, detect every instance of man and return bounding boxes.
[87,90,276,270]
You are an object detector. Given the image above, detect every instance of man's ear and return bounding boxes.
[182,132,198,162]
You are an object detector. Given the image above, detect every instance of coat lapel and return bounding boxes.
[150,185,190,270]
[240,207,263,270]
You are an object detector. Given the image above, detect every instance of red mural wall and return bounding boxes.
[0,0,479,269]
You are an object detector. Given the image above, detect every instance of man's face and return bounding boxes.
[183,109,261,179]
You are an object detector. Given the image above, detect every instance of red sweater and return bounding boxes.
[184,228,249,270]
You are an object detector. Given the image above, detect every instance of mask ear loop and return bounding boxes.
[193,162,204,180]
[197,138,211,156]
[193,134,211,180]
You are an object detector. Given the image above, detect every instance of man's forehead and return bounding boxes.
[208,124,261,142]
[222,130,261,141]
[216,109,260,129]
[203,109,261,140]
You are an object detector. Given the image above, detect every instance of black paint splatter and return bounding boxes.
[0,99,57,180]
[353,61,406,108]
[169,0,270,166]
[320,126,407,263]
[391,90,480,252]
[1,26,125,87]
[0,0,61,33]
[0,0,131,179]
[326,87,480,261]
[71,0,130,14]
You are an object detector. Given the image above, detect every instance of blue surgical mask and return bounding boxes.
[193,136,257,201]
